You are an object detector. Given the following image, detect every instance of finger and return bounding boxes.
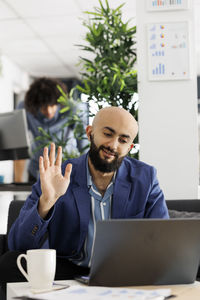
[39,156,45,174]
[55,146,62,167]
[49,143,55,166]
[64,163,72,180]
[43,146,49,169]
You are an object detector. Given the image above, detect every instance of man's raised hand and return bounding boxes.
[38,143,72,218]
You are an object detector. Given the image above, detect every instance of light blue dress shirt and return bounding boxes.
[72,156,115,267]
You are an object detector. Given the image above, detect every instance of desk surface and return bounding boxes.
[0,183,32,192]
[7,280,200,300]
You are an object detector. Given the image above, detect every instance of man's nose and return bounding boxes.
[107,138,119,150]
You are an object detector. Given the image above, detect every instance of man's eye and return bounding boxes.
[104,132,112,137]
[119,138,127,144]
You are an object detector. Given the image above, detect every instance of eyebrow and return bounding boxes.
[103,126,131,140]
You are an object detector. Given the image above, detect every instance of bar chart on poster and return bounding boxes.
[147,22,190,80]
[147,0,189,11]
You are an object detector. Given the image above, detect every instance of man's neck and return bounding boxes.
[88,158,114,196]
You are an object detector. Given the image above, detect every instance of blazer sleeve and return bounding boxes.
[8,180,55,251]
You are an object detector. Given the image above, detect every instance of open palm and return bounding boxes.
[38,143,72,218]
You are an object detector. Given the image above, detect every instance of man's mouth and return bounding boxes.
[101,147,116,158]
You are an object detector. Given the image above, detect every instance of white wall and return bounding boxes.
[136,1,199,199]
[0,55,30,183]
[0,56,30,234]
[197,52,200,75]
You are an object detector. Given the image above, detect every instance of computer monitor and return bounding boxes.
[0,109,30,160]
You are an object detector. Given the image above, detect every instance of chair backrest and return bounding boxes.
[166,200,200,213]
[7,200,25,234]
[6,199,200,230]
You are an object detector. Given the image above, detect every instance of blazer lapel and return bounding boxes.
[71,154,91,247]
[112,160,132,218]
[73,186,91,234]
[112,179,132,218]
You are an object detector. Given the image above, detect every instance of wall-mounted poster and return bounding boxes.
[147,0,189,11]
[147,22,190,81]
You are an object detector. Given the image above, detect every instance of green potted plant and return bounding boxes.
[33,0,138,160]
[76,0,138,155]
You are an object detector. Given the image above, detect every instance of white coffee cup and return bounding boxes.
[17,249,56,290]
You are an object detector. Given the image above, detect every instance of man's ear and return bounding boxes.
[86,125,92,141]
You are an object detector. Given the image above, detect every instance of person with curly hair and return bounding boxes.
[14,77,86,183]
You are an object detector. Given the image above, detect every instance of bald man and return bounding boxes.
[1,107,169,287]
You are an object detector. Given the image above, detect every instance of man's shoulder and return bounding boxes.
[119,157,156,181]
[61,154,87,185]
[62,154,87,172]
[123,156,154,170]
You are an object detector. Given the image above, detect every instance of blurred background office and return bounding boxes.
[0,0,199,182]
[0,0,199,233]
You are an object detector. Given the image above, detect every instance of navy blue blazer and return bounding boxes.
[8,154,169,258]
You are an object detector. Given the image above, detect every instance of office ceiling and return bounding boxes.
[0,0,199,79]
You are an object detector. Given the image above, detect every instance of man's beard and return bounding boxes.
[89,134,125,173]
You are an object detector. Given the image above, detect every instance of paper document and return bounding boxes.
[24,285,171,300]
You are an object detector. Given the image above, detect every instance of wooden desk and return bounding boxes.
[7,280,200,300]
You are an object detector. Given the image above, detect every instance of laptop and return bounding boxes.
[76,219,200,286]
